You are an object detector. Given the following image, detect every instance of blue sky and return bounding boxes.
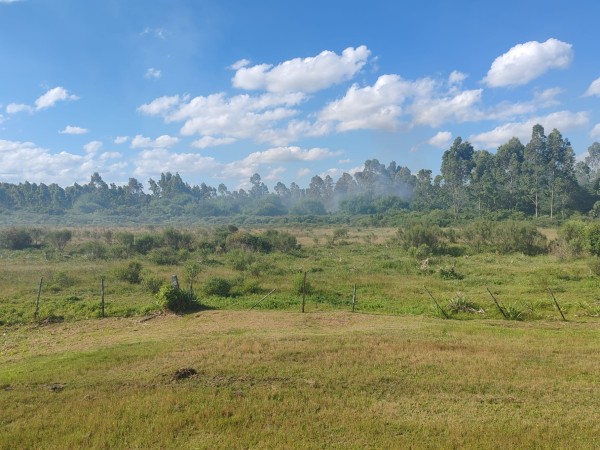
[1,0,600,190]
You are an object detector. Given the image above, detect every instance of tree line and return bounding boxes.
[1,124,600,221]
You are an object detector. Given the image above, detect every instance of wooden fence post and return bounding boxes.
[547,288,567,321]
[486,287,508,319]
[101,277,105,318]
[301,272,307,313]
[352,284,357,312]
[171,275,180,289]
[34,276,43,320]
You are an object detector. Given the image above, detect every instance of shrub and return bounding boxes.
[143,275,164,294]
[46,229,73,252]
[439,264,464,280]
[397,223,444,254]
[148,248,186,265]
[447,293,481,314]
[156,284,198,313]
[493,221,547,255]
[47,271,77,293]
[0,228,33,250]
[202,277,232,297]
[293,273,314,295]
[114,261,143,284]
[133,234,161,254]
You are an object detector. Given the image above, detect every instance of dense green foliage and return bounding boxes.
[1,126,599,225]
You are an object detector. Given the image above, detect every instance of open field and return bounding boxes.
[1,225,600,324]
[2,311,600,449]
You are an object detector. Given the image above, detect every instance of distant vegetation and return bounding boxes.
[1,125,600,225]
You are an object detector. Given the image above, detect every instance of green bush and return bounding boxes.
[397,223,444,254]
[493,221,547,255]
[143,275,164,294]
[0,228,33,250]
[156,284,198,313]
[202,277,233,297]
[148,247,187,265]
[293,273,314,295]
[114,261,143,284]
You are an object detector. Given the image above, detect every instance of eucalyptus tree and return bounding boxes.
[470,150,498,213]
[495,137,525,210]
[523,124,548,217]
[441,137,475,216]
[546,128,576,218]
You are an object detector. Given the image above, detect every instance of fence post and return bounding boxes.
[352,284,357,312]
[301,272,307,313]
[171,275,180,289]
[34,276,43,320]
[101,277,105,318]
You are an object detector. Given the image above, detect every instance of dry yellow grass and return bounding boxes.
[2,311,600,449]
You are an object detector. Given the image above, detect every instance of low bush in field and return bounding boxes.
[0,227,33,250]
[203,277,233,297]
[114,261,143,284]
[156,284,198,312]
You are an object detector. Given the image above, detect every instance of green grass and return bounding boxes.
[2,311,600,448]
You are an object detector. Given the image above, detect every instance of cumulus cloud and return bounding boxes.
[448,71,467,85]
[232,46,370,93]
[469,111,589,148]
[483,38,573,87]
[145,68,162,79]
[0,139,124,184]
[591,123,600,139]
[84,140,103,155]
[584,77,600,97]
[35,87,79,110]
[192,136,237,149]
[130,134,179,149]
[114,136,129,144]
[428,131,453,148]
[133,148,219,178]
[411,88,483,127]
[6,103,33,114]
[320,74,419,131]
[59,125,88,135]
[230,59,251,70]
[137,95,182,116]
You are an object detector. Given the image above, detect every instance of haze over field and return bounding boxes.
[1,0,599,190]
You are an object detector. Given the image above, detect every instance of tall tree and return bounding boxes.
[441,137,475,216]
[546,128,576,218]
[523,124,548,217]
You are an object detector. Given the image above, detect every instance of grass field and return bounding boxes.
[2,225,600,448]
[2,311,600,449]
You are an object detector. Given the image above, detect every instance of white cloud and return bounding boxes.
[232,46,370,93]
[145,68,162,79]
[191,136,237,149]
[0,139,122,184]
[130,134,179,149]
[6,103,33,114]
[320,75,418,131]
[137,95,182,116]
[114,136,129,144]
[411,88,483,127]
[264,167,286,181]
[584,77,600,97]
[84,140,103,155]
[483,38,573,87]
[230,59,251,70]
[297,168,311,177]
[470,111,589,148]
[0,0,22,4]
[133,148,218,178]
[35,87,79,110]
[59,125,88,135]
[448,70,467,85]
[428,131,452,148]
[591,123,600,139]
[223,146,340,180]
